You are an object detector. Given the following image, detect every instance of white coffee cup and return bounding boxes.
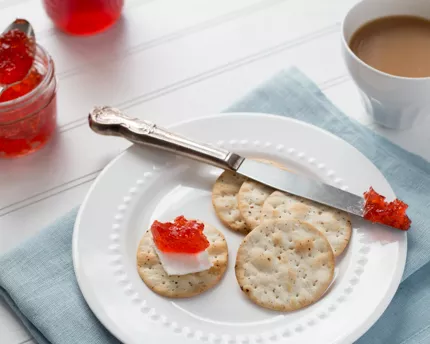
[341,0,430,130]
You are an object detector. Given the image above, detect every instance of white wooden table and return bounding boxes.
[1,0,429,343]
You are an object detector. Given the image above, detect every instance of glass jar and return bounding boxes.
[0,45,57,158]
[43,0,124,36]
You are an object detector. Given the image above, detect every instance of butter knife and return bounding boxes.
[89,106,365,217]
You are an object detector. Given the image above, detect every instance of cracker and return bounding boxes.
[212,159,286,234]
[237,160,291,231]
[261,191,352,257]
[212,171,248,233]
[235,219,335,311]
[137,222,228,298]
[237,180,274,230]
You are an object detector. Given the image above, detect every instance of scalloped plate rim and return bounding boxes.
[73,112,407,344]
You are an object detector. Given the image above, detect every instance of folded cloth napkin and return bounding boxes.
[1,67,430,344]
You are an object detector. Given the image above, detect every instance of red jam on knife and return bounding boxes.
[363,187,411,230]
[151,216,210,254]
[0,29,35,86]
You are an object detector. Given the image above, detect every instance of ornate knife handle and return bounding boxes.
[88,106,244,171]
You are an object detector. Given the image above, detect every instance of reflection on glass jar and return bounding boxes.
[0,45,57,158]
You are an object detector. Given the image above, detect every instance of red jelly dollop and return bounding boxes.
[0,67,43,102]
[151,216,210,253]
[0,29,35,85]
[363,187,411,230]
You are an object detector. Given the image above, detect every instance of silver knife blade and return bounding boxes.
[88,106,366,218]
[236,159,365,217]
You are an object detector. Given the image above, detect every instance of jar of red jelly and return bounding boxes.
[43,0,124,36]
[0,44,57,158]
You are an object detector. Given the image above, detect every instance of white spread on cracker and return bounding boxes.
[153,245,212,276]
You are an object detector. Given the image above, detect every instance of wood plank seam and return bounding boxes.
[56,0,288,79]
[59,24,340,133]
[0,170,102,217]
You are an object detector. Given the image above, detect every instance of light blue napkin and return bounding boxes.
[1,67,430,344]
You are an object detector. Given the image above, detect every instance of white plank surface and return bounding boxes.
[0,0,426,343]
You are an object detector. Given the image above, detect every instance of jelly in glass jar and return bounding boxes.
[0,44,57,158]
[43,0,124,36]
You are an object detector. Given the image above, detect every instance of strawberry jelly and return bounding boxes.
[0,68,43,102]
[0,29,35,85]
[0,44,57,158]
[151,216,210,254]
[363,187,411,230]
[43,0,124,36]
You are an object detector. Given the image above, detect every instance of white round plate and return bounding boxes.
[73,113,406,344]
